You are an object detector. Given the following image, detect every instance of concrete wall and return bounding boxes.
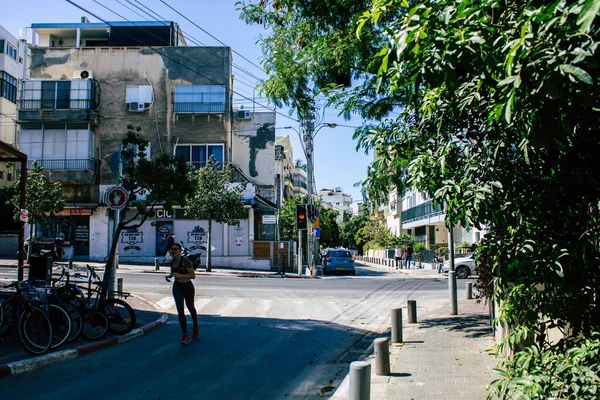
[28,46,233,188]
[232,111,276,186]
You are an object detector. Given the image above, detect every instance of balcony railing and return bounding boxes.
[27,158,96,171]
[173,102,225,113]
[20,86,100,111]
[401,201,444,223]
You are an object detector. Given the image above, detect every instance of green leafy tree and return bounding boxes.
[317,205,341,249]
[105,126,193,295]
[11,161,65,259]
[340,213,368,253]
[185,156,246,272]
[241,1,600,395]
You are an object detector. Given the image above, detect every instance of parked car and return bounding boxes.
[322,249,355,276]
[442,253,476,279]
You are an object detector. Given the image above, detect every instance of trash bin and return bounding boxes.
[28,255,53,281]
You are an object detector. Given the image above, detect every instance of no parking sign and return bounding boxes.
[19,209,28,223]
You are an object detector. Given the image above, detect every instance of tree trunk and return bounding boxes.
[206,219,212,272]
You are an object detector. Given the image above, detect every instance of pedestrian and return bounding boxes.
[404,244,414,269]
[394,245,403,268]
[166,242,199,345]
[161,232,175,265]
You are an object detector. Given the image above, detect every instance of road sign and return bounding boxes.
[262,215,277,224]
[314,227,320,239]
[106,186,128,210]
[19,209,28,223]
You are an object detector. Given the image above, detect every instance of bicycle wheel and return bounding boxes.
[103,299,136,335]
[62,302,83,342]
[81,308,109,340]
[18,307,53,355]
[47,304,71,349]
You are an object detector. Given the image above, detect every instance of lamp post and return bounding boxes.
[284,122,337,276]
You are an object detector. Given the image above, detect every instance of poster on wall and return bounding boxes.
[121,228,144,252]
[186,225,208,255]
[234,226,244,247]
[155,221,173,257]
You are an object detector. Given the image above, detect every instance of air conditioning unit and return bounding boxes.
[128,102,146,112]
[73,70,94,80]
[236,109,252,120]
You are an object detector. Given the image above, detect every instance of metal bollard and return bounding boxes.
[155,257,160,271]
[466,282,473,300]
[449,271,458,315]
[374,338,391,376]
[117,277,123,294]
[407,300,417,323]
[68,257,73,269]
[391,308,403,343]
[349,361,371,400]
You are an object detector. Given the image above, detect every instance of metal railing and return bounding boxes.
[20,89,99,111]
[173,102,225,113]
[401,201,444,223]
[26,158,96,171]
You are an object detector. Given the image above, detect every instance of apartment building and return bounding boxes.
[15,18,276,268]
[318,187,352,221]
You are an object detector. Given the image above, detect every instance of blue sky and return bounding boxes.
[2,0,371,202]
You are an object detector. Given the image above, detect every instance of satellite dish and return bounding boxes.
[80,70,90,79]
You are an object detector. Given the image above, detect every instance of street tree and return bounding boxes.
[185,156,246,272]
[104,126,193,295]
[240,1,600,396]
[11,161,65,259]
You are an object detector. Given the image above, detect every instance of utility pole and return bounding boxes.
[304,116,316,277]
[448,225,458,315]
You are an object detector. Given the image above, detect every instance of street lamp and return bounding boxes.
[283,123,337,276]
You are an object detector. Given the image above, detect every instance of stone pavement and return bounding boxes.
[331,298,498,400]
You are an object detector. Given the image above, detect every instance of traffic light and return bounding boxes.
[296,204,307,230]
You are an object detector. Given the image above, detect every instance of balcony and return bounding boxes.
[27,158,96,171]
[401,201,444,223]
[173,102,226,114]
[18,80,100,123]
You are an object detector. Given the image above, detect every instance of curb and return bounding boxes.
[0,313,169,379]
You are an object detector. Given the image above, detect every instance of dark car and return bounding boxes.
[322,249,355,275]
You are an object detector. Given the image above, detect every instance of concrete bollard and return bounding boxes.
[374,338,391,376]
[466,282,473,300]
[68,257,73,269]
[391,308,403,343]
[407,300,417,323]
[155,257,160,271]
[349,361,371,400]
[117,277,123,294]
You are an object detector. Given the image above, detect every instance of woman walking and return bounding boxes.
[166,243,199,345]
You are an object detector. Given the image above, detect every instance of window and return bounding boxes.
[175,144,224,169]
[19,123,96,170]
[0,40,4,53]
[7,44,17,60]
[174,85,226,113]
[21,80,95,110]
[7,173,12,181]
[0,171,3,179]
[0,72,17,103]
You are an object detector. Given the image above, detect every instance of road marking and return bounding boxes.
[156,297,175,310]
[194,298,212,311]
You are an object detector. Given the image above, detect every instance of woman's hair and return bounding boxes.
[171,243,182,250]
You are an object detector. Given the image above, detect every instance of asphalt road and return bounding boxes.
[0,263,450,400]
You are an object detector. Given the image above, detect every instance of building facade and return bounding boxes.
[318,187,352,221]
[15,18,275,268]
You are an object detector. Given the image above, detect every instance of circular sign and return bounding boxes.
[106,186,128,210]
[19,209,28,222]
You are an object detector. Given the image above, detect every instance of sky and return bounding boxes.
[1,0,372,202]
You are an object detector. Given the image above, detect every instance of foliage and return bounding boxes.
[489,333,600,400]
[240,0,600,395]
[339,213,368,252]
[413,243,428,253]
[11,161,64,227]
[0,187,20,232]
[185,155,246,272]
[102,126,193,291]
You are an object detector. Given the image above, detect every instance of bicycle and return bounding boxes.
[0,281,54,355]
[52,268,109,341]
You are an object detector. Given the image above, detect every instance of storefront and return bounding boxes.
[35,208,93,257]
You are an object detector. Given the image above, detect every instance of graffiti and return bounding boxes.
[187,225,207,245]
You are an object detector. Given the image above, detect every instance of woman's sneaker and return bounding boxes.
[192,326,199,340]
[181,334,191,346]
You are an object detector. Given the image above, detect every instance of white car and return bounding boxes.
[442,253,476,279]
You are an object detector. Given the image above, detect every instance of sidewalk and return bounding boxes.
[331,300,497,399]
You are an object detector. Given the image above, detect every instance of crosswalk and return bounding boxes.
[156,291,444,333]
